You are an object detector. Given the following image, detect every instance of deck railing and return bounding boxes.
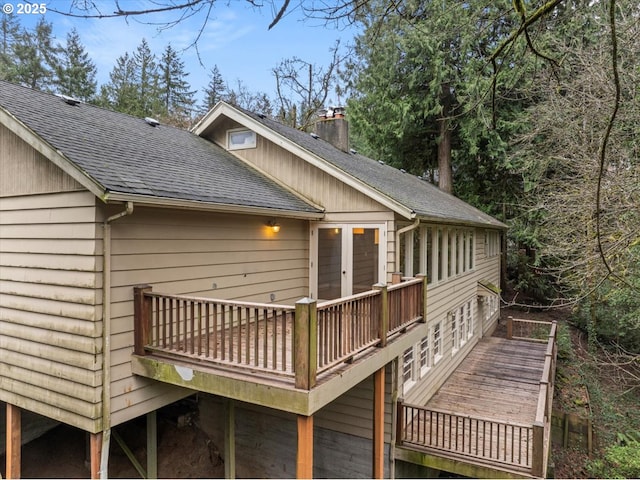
[133,276,426,390]
[396,402,534,470]
[396,317,558,476]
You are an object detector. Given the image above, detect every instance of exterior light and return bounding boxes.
[267,219,280,233]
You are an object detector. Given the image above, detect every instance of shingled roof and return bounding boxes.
[0,81,322,217]
[197,103,506,229]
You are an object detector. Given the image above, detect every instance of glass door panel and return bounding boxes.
[318,228,342,300]
[351,228,379,294]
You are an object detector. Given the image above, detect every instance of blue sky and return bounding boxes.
[16,0,358,104]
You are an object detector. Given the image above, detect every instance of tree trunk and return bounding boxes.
[437,82,453,193]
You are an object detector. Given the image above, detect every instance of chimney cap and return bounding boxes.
[317,105,346,119]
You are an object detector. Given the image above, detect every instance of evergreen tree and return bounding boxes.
[200,65,226,113]
[344,0,522,195]
[0,14,21,81]
[102,52,139,115]
[12,19,60,91]
[132,38,159,115]
[157,43,195,124]
[55,28,97,101]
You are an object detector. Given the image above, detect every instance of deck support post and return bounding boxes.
[134,285,153,355]
[373,283,388,347]
[224,399,236,479]
[5,403,21,479]
[294,298,317,390]
[296,415,314,479]
[90,432,102,479]
[373,367,385,478]
[506,316,513,339]
[147,411,158,479]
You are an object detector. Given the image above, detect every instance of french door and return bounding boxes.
[310,223,386,300]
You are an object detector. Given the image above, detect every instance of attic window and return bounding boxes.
[228,128,256,150]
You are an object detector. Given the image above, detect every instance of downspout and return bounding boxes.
[394,218,420,274]
[100,201,134,479]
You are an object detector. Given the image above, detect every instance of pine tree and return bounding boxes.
[55,28,97,101]
[133,38,158,115]
[0,14,21,81]
[12,19,60,91]
[200,65,226,113]
[157,43,195,125]
[102,52,139,115]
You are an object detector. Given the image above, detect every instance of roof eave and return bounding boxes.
[0,106,106,199]
[104,191,325,220]
[415,212,508,230]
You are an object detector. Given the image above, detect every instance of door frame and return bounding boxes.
[309,222,387,300]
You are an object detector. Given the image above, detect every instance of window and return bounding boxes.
[451,311,459,354]
[465,301,473,339]
[419,336,430,375]
[402,347,416,392]
[432,322,442,364]
[228,129,256,150]
[459,305,466,346]
[485,231,500,257]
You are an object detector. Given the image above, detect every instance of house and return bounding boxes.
[1,80,512,479]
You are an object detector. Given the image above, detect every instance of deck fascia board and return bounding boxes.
[394,445,536,479]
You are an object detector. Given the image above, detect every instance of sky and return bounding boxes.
[14,0,359,105]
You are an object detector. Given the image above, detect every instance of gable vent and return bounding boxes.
[144,117,160,127]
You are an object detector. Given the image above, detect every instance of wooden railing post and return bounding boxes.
[392,272,403,285]
[396,398,404,445]
[416,274,428,323]
[134,285,153,355]
[532,420,545,477]
[507,315,513,339]
[295,298,317,390]
[373,283,388,347]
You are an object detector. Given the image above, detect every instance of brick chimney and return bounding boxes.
[314,106,349,153]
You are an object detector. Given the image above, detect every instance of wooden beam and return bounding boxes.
[133,285,153,355]
[5,403,21,479]
[224,399,236,479]
[296,415,314,479]
[147,411,158,479]
[90,432,102,480]
[373,368,385,479]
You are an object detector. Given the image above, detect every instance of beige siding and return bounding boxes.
[106,207,311,426]
[0,124,83,196]
[0,191,102,432]
[403,226,502,405]
[204,120,387,214]
[315,367,394,443]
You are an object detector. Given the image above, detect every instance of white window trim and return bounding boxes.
[227,128,257,150]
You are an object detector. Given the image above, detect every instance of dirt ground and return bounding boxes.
[1,400,224,479]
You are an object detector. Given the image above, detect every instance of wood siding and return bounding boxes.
[403,228,502,406]
[0,124,83,196]
[204,119,386,214]
[0,191,102,432]
[199,370,394,479]
[107,207,312,426]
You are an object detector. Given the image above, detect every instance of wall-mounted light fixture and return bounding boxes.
[267,219,281,233]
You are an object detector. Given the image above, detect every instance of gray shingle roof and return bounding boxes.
[237,106,506,228]
[0,81,321,216]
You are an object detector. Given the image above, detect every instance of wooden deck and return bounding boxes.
[133,278,426,390]
[428,337,546,423]
[397,321,557,478]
